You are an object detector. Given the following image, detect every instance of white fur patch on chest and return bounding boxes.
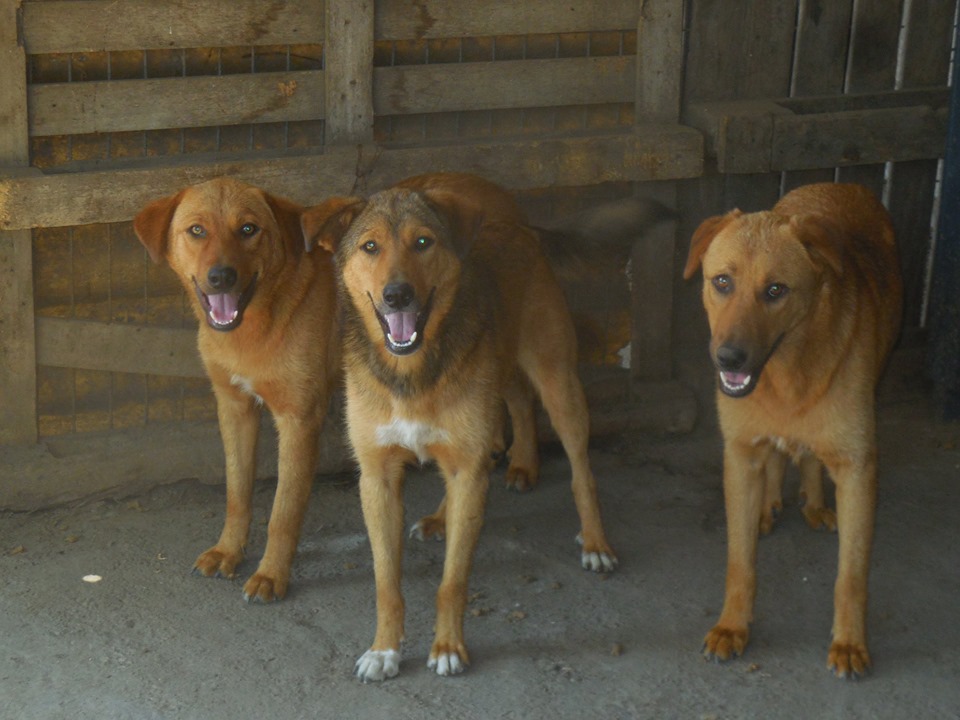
[752,434,809,461]
[231,374,264,406]
[375,417,450,462]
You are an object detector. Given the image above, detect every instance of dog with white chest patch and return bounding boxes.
[301,172,664,681]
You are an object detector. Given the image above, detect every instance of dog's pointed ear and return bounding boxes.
[301,197,366,253]
[683,209,742,279]
[133,191,185,264]
[263,192,308,257]
[791,213,845,277]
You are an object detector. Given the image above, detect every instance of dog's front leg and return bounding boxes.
[243,411,322,602]
[355,448,408,683]
[704,438,766,662]
[428,450,490,676]
[194,379,260,581]
[823,447,876,678]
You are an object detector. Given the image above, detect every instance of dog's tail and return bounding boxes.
[535,197,677,282]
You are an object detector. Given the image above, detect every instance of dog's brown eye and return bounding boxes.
[239,223,259,238]
[765,283,788,300]
[362,240,378,254]
[712,274,732,294]
[188,224,206,238]
[414,236,433,251]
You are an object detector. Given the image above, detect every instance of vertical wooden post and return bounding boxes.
[323,0,374,146]
[631,0,684,381]
[0,0,38,444]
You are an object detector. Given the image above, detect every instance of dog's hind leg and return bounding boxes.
[798,453,837,531]
[503,372,540,492]
[242,410,322,602]
[194,377,260,583]
[527,361,617,572]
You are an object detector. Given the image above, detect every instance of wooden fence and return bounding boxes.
[0,0,954,508]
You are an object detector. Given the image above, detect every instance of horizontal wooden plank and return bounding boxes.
[22,0,639,54]
[375,0,639,40]
[771,106,949,170]
[30,71,325,137]
[689,89,950,173]
[22,0,324,54]
[0,127,703,229]
[375,56,634,115]
[36,316,204,378]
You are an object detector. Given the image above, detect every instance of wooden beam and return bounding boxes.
[375,56,634,115]
[35,317,204,378]
[21,0,324,54]
[0,0,38,444]
[374,0,639,40]
[0,128,704,230]
[635,0,684,124]
[29,71,325,137]
[324,0,374,145]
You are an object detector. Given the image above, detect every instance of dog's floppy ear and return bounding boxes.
[133,191,185,264]
[683,209,742,279]
[790,213,844,277]
[301,197,366,253]
[263,192,308,258]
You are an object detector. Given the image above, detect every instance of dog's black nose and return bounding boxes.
[207,265,238,292]
[715,344,748,371]
[383,282,414,310]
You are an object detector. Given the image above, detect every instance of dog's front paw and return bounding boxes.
[827,641,871,679]
[428,645,468,677]
[703,625,749,662]
[575,533,618,573]
[409,515,446,542]
[193,546,242,579]
[355,649,401,683]
[242,571,287,603]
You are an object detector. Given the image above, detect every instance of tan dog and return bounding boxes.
[684,183,902,678]
[134,178,341,602]
[302,172,622,681]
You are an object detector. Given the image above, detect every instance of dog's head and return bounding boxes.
[133,178,306,332]
[303,187,474,359]
[683,208,844,398]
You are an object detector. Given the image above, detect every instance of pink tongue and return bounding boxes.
[385,311,417,343]
[208,293,239,325]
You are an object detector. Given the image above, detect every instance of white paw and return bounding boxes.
[355,649,401,683]
[408,521,444,542]
[427,651,466,676]
[575,533,618,573]
[581,550,618,573]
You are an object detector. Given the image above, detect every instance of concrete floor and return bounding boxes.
[2,391,959,720]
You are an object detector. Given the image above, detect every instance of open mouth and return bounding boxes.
[370,288,435,356]
[718,370,757,398]
[193,274,258,332]
[715,333,784,399]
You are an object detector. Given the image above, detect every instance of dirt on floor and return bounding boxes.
[2,389,959,720]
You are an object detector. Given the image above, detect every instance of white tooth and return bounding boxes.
[409,331,417,343]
